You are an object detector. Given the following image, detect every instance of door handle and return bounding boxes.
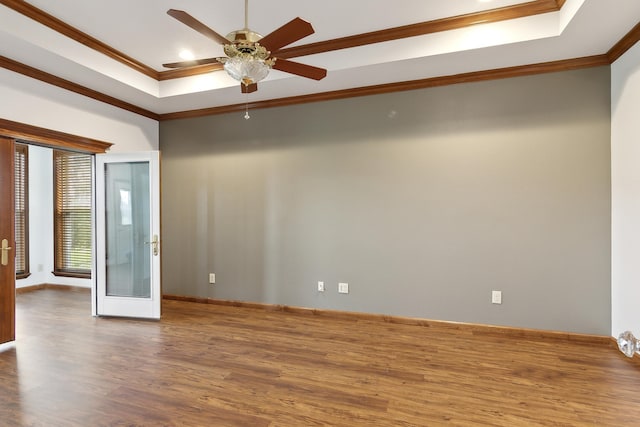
[1,239,12,266]
[144,234,159,256]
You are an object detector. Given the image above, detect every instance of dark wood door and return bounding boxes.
[0,136,15,344]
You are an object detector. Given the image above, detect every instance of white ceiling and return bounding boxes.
[0,0,639,116]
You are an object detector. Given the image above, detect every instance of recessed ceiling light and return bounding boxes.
[179,49,195,61]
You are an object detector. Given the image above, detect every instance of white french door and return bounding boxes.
[94,152,161,319]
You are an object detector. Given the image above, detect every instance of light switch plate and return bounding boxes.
[492,290,502,304]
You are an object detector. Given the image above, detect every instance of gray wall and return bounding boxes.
[160,67,611,334]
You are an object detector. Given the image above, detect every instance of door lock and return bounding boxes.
[1,239,12,266]
[144,235,159,256]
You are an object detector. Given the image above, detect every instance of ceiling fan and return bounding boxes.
[163,0,327,94]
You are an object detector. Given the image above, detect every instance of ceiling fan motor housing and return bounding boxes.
[223,28,273,61]
[226,29,263,44]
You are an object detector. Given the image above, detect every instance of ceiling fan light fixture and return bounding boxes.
[220,42,275,85]
[164,5,326,94]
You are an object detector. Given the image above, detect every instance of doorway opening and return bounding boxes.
[15,143,93,298]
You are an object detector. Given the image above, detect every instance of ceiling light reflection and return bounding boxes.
[179,50,195,61]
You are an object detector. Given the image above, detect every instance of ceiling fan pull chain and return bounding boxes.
[244,90,251,120]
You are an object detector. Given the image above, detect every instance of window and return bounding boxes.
[15,143,29,279]
[53,150,92,278]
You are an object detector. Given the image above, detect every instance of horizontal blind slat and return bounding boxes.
[14,144,28,276]
[53,150,92,276]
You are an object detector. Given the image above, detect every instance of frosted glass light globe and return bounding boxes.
[617,331,639,358]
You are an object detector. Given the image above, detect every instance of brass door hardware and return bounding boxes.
[1,239,12,266]
[145,234,159,256]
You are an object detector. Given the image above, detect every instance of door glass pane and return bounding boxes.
[105,162,150,298]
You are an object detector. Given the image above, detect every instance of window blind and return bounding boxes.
[53,150,92,277]
[15,144,28,278]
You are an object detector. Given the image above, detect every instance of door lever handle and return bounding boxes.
[1,239,12,266]
[144,235,159,256]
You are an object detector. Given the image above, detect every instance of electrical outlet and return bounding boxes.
[317,281,325,292]
[338,282,349,294]
[209,273,216,284]
[492,290,502,304]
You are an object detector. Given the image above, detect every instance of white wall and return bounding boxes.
[2,67,159,289]
[611,42,640,336]
[0,68,158,152]
[16,146,54,288]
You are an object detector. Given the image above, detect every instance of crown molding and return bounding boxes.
[157,0,565,80]
[158,55,609,121]
[0,0,564,81]
[274,0,564,60]
[608,21,640,63]
[0,117,113,153]
[0,55,159,120]
[0,0,159,80]
[0,1,638,121]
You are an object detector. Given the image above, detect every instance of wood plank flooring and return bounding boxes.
[2,288,640,426]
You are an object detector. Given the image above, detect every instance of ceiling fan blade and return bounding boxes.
[167,9,229,45]
[259,17,314,52]
[241,83,258,94]
[272,58,327,81]
[162,58,222,69]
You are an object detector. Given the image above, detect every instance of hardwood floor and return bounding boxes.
[2,288,640,426]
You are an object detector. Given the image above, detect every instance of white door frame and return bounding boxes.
[93,151,161,319]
